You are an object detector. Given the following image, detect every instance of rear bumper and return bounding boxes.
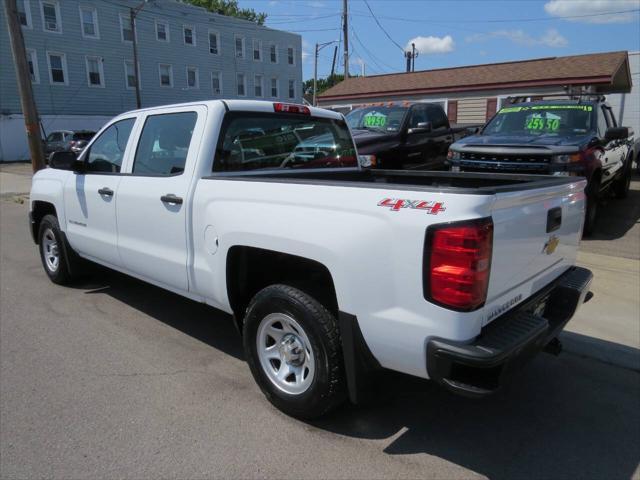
[427,266,593,397]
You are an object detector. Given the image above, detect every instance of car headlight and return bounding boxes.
[447,150,461,161]
[358,154,376,168]
[552,153,582,164]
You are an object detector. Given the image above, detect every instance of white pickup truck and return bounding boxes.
[30,100,593,419]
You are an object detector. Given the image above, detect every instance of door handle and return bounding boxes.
[98,187,114,196]
[160,194,183,205]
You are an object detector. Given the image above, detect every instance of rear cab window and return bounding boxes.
[213,112,357,172]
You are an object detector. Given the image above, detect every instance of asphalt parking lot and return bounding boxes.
[1,167,639,479]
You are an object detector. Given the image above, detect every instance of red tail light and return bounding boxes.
[273,102,310,115]
[425,218,493,311]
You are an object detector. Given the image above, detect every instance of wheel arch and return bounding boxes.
[30,201,58,244]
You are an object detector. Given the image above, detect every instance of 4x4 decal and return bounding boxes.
[378,198,445,215]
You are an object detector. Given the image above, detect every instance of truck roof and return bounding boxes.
[504,99,607,109]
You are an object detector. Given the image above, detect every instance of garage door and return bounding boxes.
[457,98,488,124]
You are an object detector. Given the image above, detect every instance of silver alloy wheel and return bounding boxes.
[42,228,60,273]
[256,313,315,395]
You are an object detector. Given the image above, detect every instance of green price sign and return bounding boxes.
[525,116,560,131]
[363,113,387,128]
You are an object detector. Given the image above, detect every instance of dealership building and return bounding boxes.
[0,0,302,161]
[318,50,636,133]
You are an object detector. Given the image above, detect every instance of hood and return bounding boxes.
[350,128,400,148]
[454,133,592,149]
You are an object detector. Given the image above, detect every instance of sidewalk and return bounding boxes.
[0,162,32,197]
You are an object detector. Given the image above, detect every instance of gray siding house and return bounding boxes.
[0,0,303,160]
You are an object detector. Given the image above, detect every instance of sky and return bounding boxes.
[241,0,640,81]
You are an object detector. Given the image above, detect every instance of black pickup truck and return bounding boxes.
[447,98,636,234]
[345,102,478,170]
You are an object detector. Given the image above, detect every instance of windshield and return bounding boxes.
[346,106,409,132]
[213,113,357,172]
[483,104,595,136]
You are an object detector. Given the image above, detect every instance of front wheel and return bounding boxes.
[613,157,632,199]
[38,214,80,284]
[583,177,600,236]
[243,284,346,419]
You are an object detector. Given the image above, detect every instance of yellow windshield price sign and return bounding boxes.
[499,104,593,114]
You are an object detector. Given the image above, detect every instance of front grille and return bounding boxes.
[461,152,552,164]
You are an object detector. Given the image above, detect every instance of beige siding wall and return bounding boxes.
[457,97,487,124]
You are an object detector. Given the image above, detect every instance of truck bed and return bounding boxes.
[205,168,580,194]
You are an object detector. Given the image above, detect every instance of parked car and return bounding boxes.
[345,102,479,169]
[43,130,96,159]
[30,100,592,419]
[447,97,636,234]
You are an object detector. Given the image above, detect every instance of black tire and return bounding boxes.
[243,284,346,419]
[38,214,80,285]
[613,156,632,199]
[583,176,600,236]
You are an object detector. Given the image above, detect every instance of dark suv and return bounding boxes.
[447,97,635,234]
[43,130,96,158]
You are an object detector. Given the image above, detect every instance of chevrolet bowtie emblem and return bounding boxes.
[543,235,560,255]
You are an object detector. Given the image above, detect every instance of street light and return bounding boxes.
[313,40,339,106]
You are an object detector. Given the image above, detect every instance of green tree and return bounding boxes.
[184,0,267,25]
[303,74,346,97]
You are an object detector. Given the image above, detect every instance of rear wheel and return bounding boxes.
[243,284,346,419]
[583,176,600,236]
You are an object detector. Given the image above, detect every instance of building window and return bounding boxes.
[46,51,67,85]
[211,71,222,95]
[287,46,295,65]
[79,5,99,39]
[41,1,61,33]
[18,1,32,28]
[235,35,245,59]
[254,74,263,97]
[270,77,278,98]
[186,66,199,89]
[208,30,219,54]
[236,73,245,96]
[85,56,104,87]
[253,39,262,61]
[183,25,195,46]
[124,60,138,90]
[27,49,39,83]
[288,79,295,99]
[269,43,278,63]
[159,64,173,87]
[119,14,134,42]
[155,20,169,42]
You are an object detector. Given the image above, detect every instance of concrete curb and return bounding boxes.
[560,331,640,372]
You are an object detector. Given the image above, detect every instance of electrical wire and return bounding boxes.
[361,0,404,51]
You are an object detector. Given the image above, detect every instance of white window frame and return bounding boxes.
[123,60,140,90]
[236,72,246,97]
[78,5,99,39]
[18,0,33,29]
[85,55,105,88]
[158,63,173,87]
[26,48,39,83]
[208,29,220,55]
[186,66,199,90]
[288,79,295,99]
[287,46,295,66]
[269,42,278,64]
[234,35,245,59]
[155,19,169,42]
[183,25,196,46]
[270,77,279,98]
[254,74,263,98]
[119,13,135,43]
[46,51,68,86]
[211,71,222,95]
[40,0,61,34]
[252,39,262,62]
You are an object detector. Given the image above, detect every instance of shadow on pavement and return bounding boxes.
[75,266,639,479]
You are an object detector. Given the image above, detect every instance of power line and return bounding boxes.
[361,0,404,51]
[350,25,395,73]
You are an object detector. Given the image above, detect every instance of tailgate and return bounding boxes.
[483,178,586,325]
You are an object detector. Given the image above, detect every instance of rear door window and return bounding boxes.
[132,112,198,176]
[213,112,357,172]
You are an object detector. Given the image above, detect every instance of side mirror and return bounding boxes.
[49,151,81,171]
[604,126,628,142]
[408,121,432,135]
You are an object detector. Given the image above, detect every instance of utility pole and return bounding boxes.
[130,1,151,109]
[313,40,338,106]
[404,42,418,73]
[342,0,349,79]
[4,0,45,172]
[330,45,337,78]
